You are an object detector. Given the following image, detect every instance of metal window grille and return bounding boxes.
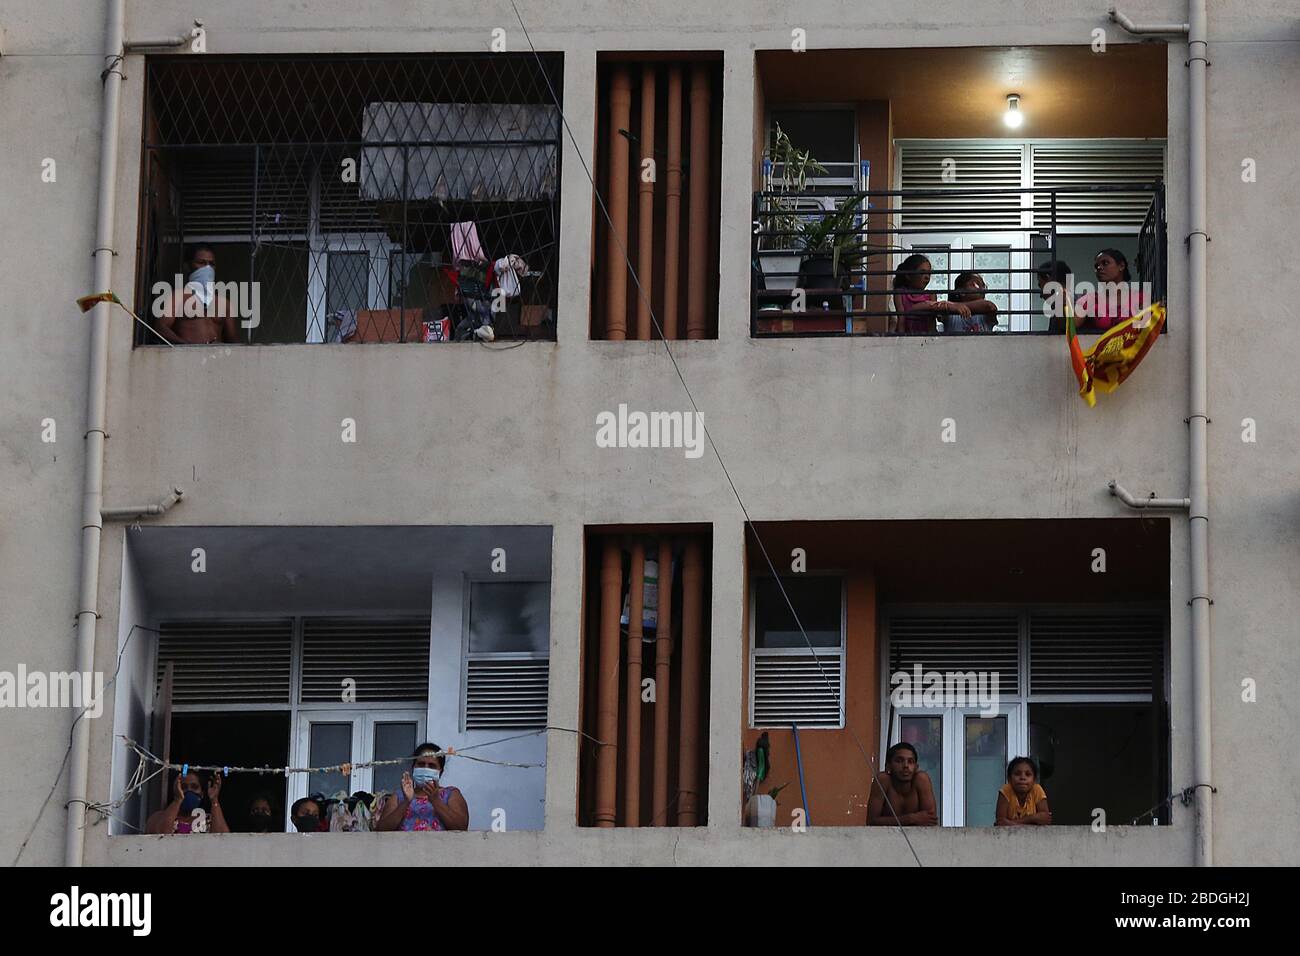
[139,54,563,345]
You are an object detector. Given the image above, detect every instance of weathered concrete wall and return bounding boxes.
[1,0,1297,866]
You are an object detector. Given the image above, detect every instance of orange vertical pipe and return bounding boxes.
[652,538,674,825]
[636,65,657,341]
[596,539,622,826]
[677,537,704,825]
[605,67,632,340]
[624,541,645,826]
[686,64,711,340]
[663,66,683,341]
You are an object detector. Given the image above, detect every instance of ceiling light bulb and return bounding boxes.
[1004,93,1024,129]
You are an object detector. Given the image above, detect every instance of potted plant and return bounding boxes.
[757,123,868,298]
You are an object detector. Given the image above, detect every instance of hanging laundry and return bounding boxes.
[324,308,357,343]
[492,254,530,298]
[451,221,487,263]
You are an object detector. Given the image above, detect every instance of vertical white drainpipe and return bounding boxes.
[1110,2,1211,865]
[1185,0,1213,869]
[66,0,126,868]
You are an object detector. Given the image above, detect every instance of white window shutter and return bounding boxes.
[752,652,844,728]
[1030,142,1165,228]
[898,144,1025,229]
[299,617,430,702]
[465,658,549,729]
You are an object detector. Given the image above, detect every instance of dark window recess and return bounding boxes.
[138,54,563,345]
[753,576,842,648]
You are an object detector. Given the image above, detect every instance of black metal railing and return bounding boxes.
[751,183,1166,337]
[137,54,563,346]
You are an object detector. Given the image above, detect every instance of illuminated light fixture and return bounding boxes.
[1003,93,1024,129]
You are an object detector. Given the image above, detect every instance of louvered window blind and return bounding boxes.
[751,576,845,728]
[887,615,1021,698]
[300,617,430,702]
[178,148,388,237]
[897,140,1165,231]
[1028,612,1162,696]
[156,617,431,706]
[156,619,294,705]
[464,581,550,730]
[898,144,1025,229]
[885,609,1165,701]
[1030,143,1165,229]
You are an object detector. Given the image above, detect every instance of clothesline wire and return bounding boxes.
[121,723,602,778]
[508,1,921,863]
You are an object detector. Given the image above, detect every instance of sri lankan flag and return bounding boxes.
[76,289,175,346]
[76,290,124,312]
[1066,301,1167,408]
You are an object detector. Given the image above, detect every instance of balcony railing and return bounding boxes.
[751,183,1166,337]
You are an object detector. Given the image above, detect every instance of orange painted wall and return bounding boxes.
[741,568,879,827]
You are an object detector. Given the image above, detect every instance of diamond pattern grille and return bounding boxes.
[138,54,562,344]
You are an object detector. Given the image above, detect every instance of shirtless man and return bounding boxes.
[867,742,939,826]
[157,245,242,345]
[145,769,230,834]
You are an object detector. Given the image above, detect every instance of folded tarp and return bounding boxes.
[360,102,560,202]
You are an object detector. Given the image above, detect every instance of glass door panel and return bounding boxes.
[963,714,1008,826]
[306,720,354,799]
[371,720,418,797]
[897,713,945,824]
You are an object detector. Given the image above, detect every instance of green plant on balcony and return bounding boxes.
[760,123,869,290]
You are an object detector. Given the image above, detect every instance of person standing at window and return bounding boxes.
[157,245,244,345]
[866,743,939,826]
[995,756,1052,826]
[290,796,324,833]
[1076,249,1146,331]
[146,769,230,834]
[1037,259,1074,334]
[373,743,469,832]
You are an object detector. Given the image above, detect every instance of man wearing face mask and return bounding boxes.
[157,245,242,345]
[145,769,230,834]
[373,742,469,831]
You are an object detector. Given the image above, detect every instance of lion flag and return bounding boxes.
[1066,301,1166,408]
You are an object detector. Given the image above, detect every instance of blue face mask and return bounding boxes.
[180,791,202,813]
[188,264,215,286]
[411,766,441,787]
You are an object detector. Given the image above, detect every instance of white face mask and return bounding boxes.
[187,264,215,305]
[411,766,441,787]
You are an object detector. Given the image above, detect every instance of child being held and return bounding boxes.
[995,756,1052,826]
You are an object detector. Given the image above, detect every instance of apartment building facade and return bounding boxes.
[1,0,1298,867]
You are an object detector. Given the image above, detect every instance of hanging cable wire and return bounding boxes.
[508,0,922,864]
[11,623,160,866]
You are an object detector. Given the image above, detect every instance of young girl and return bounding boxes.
[892,253,972,334]
[947,272,1000,333]
[995,756,1052,826]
